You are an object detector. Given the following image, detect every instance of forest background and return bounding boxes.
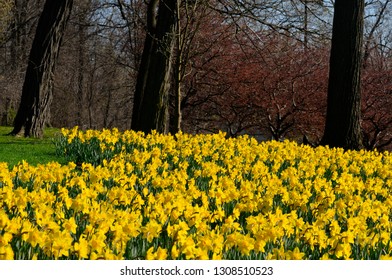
[0,0,391,151]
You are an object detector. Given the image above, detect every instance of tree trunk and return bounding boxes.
[10,0,73,138]
[131,0,177,134]
[77,5,87,127]
[169,0,182,134]
[321,0,364,150]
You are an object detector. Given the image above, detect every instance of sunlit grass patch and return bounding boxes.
[0,126,64,168]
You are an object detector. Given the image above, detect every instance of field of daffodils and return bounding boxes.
[1,127,392,260]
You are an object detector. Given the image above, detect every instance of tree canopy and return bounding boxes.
[1,0,391,150]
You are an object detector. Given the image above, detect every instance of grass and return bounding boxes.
[0,126,65,168]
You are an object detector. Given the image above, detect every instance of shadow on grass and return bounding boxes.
[0,140,53,145]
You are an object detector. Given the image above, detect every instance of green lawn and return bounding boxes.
[0,126,65,168]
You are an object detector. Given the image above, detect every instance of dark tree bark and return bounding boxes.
[10,0,73,138]
[131,0,177,134]
[321,0,364,150]
[76,4,87,127]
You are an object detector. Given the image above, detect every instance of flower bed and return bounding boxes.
[1,127,392,259]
